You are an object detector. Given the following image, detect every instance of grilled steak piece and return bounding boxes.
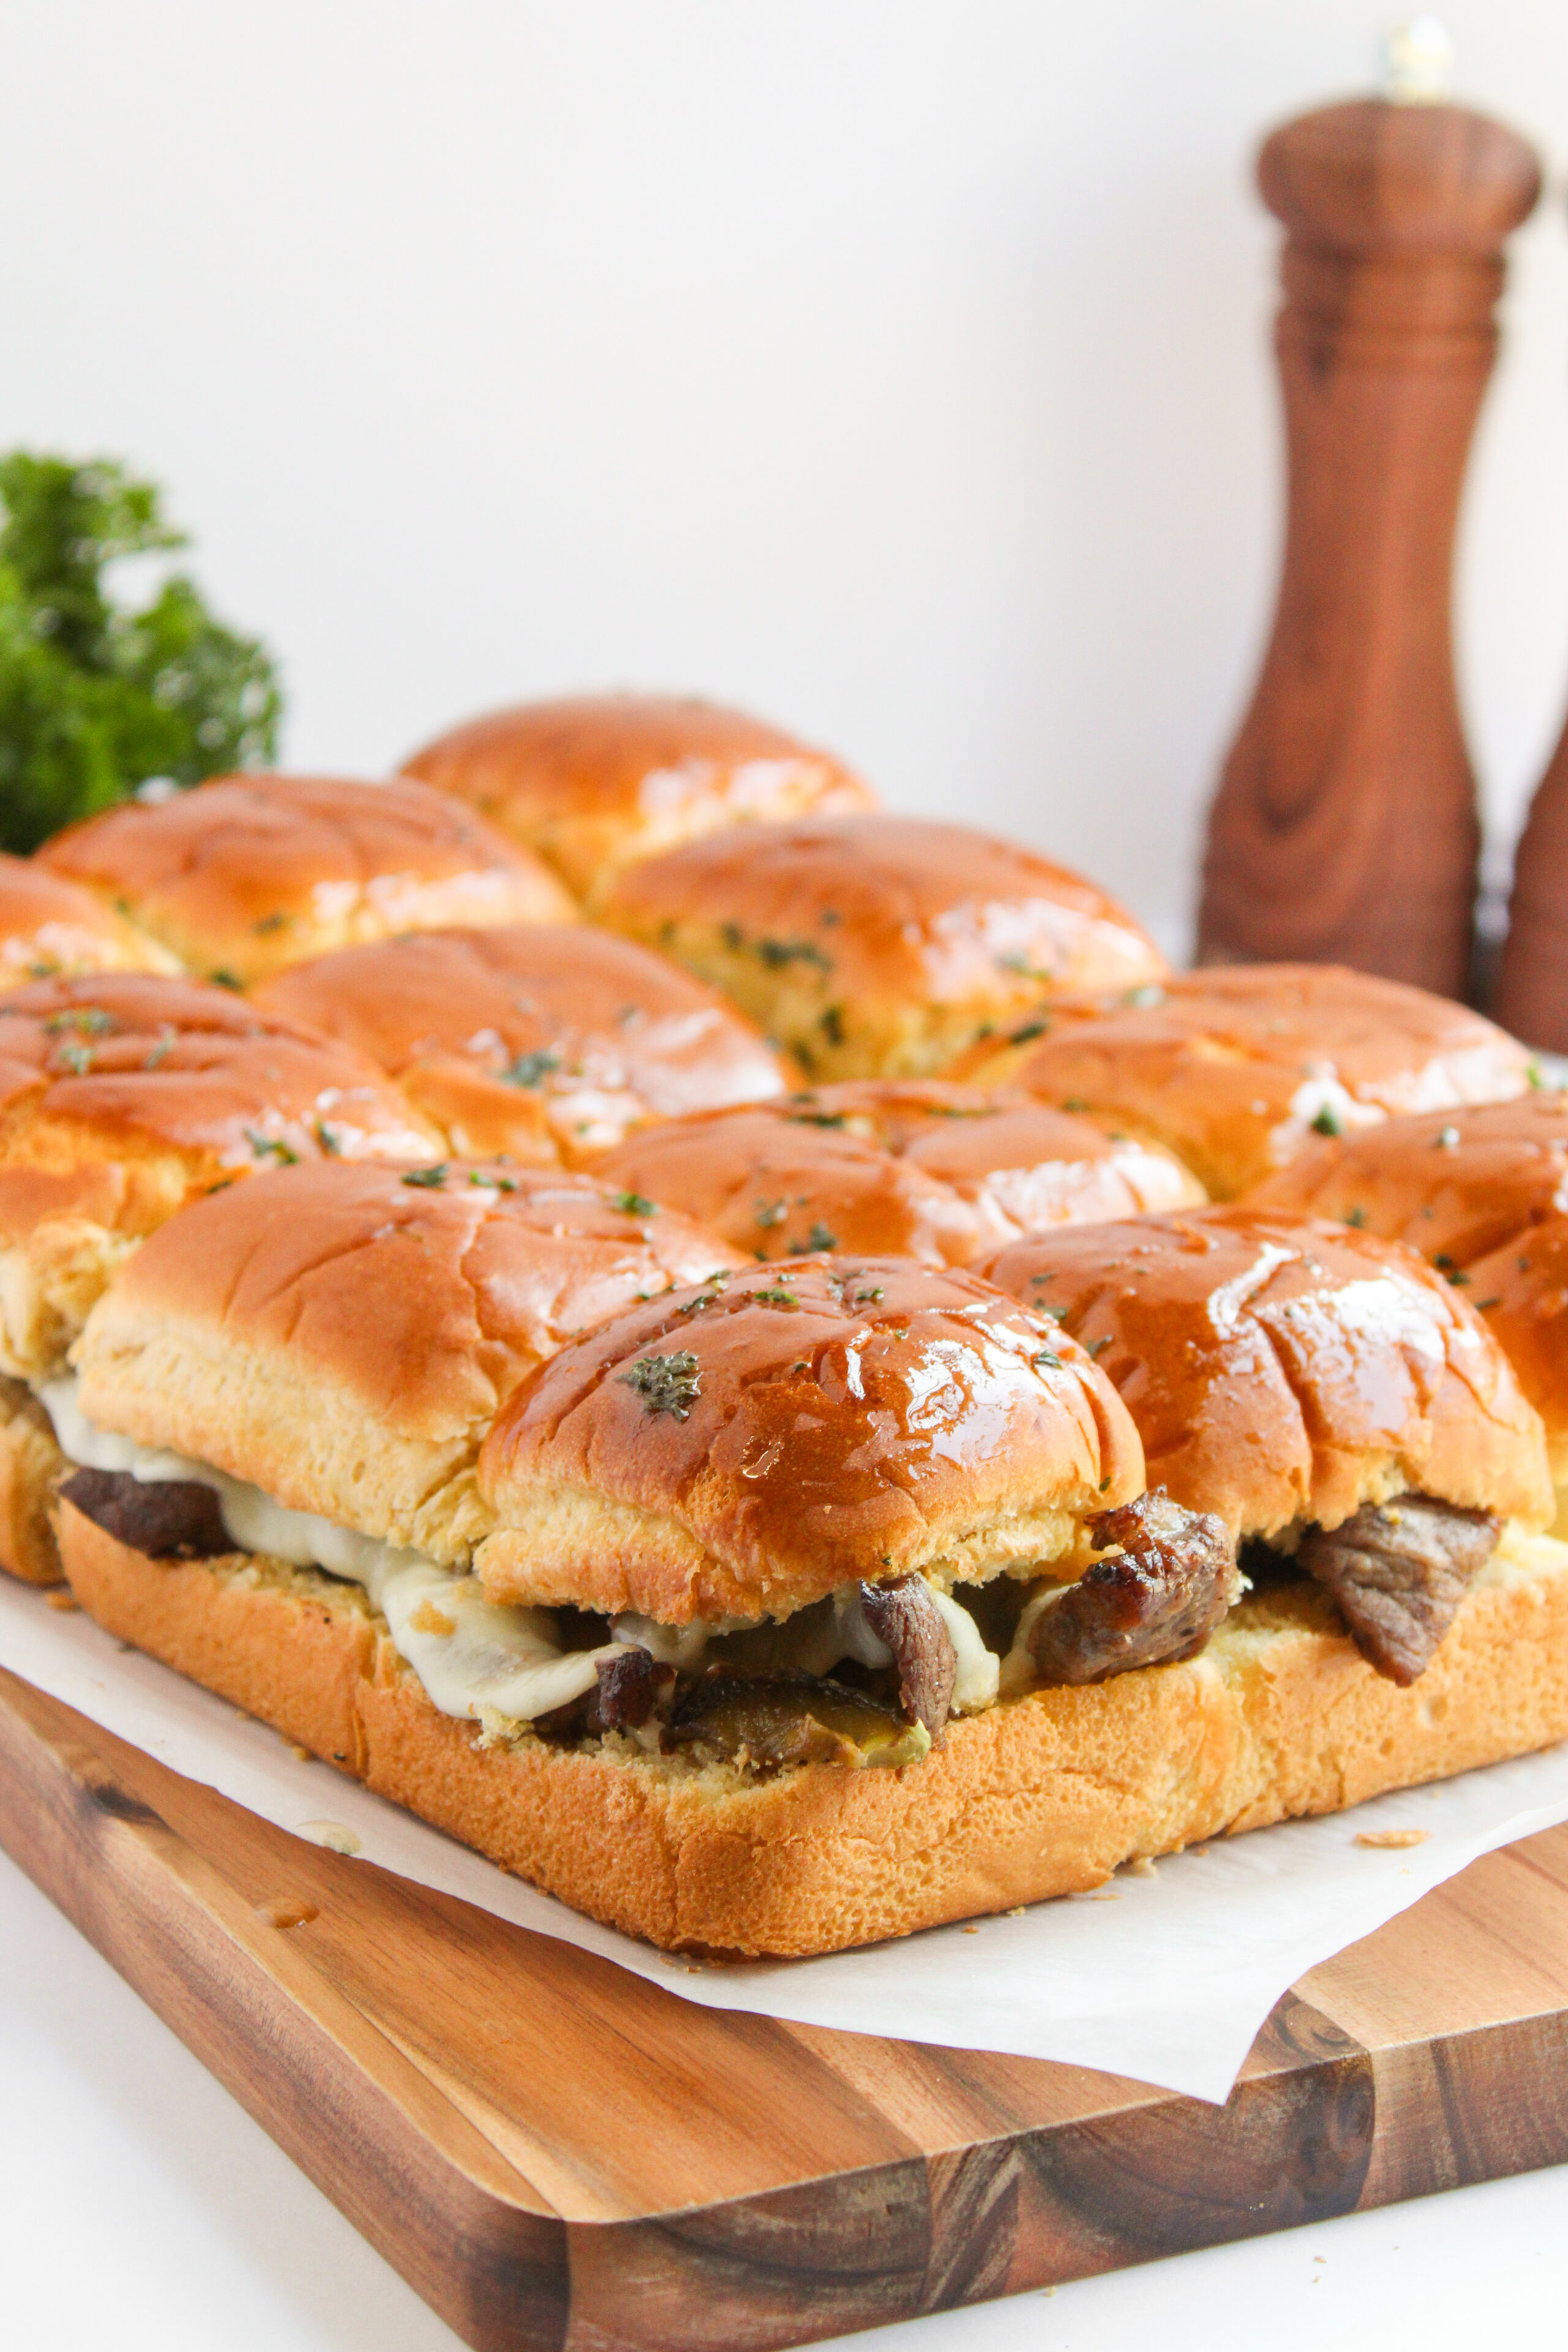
[1297,1497,1500,1686]
[859,1573,957,1738]
[1030,1490,1241,1686]
[665,1671,929,1771]
[535,1645,677,1741]
[58,1466,231,1561]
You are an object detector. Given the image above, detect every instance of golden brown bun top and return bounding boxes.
[0,854,179,987]
[252,924,785,1164]
[0,974,437,1245]
[1245,1092,1568,1270]
[1461,1214,1568,1455]
[478,1255,1145,1622]
[978,1205,1551,1538]
[788,1079,1205,1230]
[589,1105,987,1268]
[74,1159,747,1491]
[591,1084,1204,1270]
[957,965,1531,1199]
[602,814,1167,1009]
[38,772,576,985]
[401,692,876,902]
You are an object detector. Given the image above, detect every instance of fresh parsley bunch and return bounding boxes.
[0,452,282,853]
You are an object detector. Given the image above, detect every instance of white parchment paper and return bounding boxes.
[4,1571,1566,2105]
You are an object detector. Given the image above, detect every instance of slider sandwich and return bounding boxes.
[0,853,179,987]
[980,1208,1567,1781]
[598,816,1167,1083]
[401,691,877,907]
[589,1082,1204,1270]
[55,1219,1276,1953]
[957,965,1531,1198]
[0,974,437,1583]
[1249,1095,1568,1527]
[38,771,576,986]
[253,924,785,1165]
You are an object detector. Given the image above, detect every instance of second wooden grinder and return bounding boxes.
[1197,58,1539,995]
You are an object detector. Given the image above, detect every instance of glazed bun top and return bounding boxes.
[400,692,877,905]
[1460,1216,1568,1463]
[1245,1093,1568,1271]
[72,1159,745,1565]
[588,1103,988,1268]
[600,815,1167,1084]
[477,1255,1145,1624]
[253,924,785,1165]
[38,772,576,986]
[0,854,179,988]
[0,973,438,1251]
[957,965,1530,1199]
[978,1205,1551,1539]
[786,1079,1205,1242]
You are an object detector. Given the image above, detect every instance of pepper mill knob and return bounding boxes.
[1196,44,1540,997]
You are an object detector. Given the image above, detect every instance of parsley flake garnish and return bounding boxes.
[501,1047,559,1090]
[753,1286,801,1310]
[1311,1105,1343,1137]
[246,1129,299,1165]
[804,1223,837,1253]
[619,1351,701,1420]
[45,1006,114,1035]
[612,1189,657,1218]
[401,1164,448,1188]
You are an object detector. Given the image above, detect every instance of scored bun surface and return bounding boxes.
[785,1079,1205,1242]
[978,1205,1551,1539]
[1242,1096,1568,1477]
[39,772,576,985]
[0,853,179,987]
[70,1159,744,1562]
[1246,1093,1568,1270]
[956,965,1531,1199]
[599,815,1167,1082]
[399,691,876,906]
[588,1102,987,1267]
[475,1254,1144,1624]
[0,973,439,1378]
[253,924,785,1165]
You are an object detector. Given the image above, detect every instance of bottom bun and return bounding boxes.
[55,1501,1568,1956]
[0,1379,62,1584]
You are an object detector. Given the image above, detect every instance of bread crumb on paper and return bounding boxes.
[1355,1828,1430,1849]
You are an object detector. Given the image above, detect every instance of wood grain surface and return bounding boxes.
[1197,99,1540,995]
[3,1662,1568,2352]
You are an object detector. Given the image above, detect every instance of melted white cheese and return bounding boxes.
[42,1379,1000,1730]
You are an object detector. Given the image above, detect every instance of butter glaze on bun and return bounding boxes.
[978,1206,1551,1539]
[1245,1095,1568,1485]
[252,924,785,1165]
[787,1079,1205,1243]
[0,973,439,1380]
[400,692,876,907]
[0,854,179,987]
[475,1255,1145,1624]
[956,965,1531,1199]
[588,1104,988,1267]
[599,815,1167,1082]
[39,772,576,985]
[70,1159,744,1564]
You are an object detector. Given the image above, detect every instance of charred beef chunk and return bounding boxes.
[535,1646,676,1741]
[1297,1497,1499,1686]
[666,1671,929,1771]
[59,1467,231,1561]
[859,1573,957,1739]
[1030,1490,1240,1686]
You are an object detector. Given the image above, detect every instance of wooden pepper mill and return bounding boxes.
[1197,30,1540,997]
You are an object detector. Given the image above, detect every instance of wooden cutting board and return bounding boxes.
[4,1662,1568,2352]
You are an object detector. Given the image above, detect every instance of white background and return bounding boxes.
[4,3,1568,952]
[6,8,1568,2343]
